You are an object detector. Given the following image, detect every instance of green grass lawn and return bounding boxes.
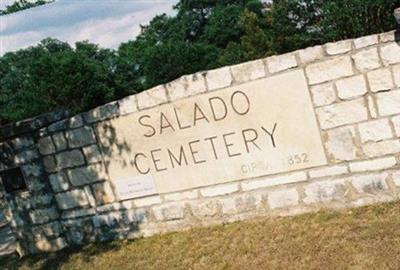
[2,201,400,270]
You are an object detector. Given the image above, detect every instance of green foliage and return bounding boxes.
[0,0,54,15]
[202,5,243,48]
[239,10,274,59]
[269,0,323,53]
[0,39,126,124]
[1,0,399,125]
[141,41,220,87]
[270,0,400,53]
[319,0,400,41]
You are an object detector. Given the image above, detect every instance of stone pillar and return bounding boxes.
[0,111,70,255]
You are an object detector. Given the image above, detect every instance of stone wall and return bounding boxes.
[0,111,70,255]
[1,30,400,256]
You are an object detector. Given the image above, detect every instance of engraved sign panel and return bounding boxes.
[96,70,327,195]
[113,175,157,200]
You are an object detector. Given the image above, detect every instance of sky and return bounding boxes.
[0,0,178,55]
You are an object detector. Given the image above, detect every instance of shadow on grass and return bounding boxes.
[0,240,125,270]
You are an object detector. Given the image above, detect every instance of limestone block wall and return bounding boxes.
[0,111,70,255]
[1,30,400,255]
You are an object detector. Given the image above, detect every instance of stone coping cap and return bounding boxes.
[0,110,70,142]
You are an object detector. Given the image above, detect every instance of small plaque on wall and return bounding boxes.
[113,175,157,200]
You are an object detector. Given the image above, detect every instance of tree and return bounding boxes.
[319,0,400,41]
[0,39,125,124]
[1,0,399,125]
[270,0,400,54]
[269,0,324,53]
[117,0,267,89]
[141,41,219,87]
[202,5,244,48]
[239,10,274,60]
[0,0,54,15]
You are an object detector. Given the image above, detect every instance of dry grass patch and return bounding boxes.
[2,201,400,269]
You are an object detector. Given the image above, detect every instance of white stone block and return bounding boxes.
[366,95,378,118]
[235,193,263,212]
[84,102,119,123]
[166,73,206,100]
[136,85,168,110]
[230,60,266,83]
[393,65,400,87]
[310,83,336,107]
[336,75,367,99]
[306,56,354,85]
[353,35,378,49]
[358,119,393,142]
[376,90,400,116]
[393,171,400,187]
[363,139,400,158]
[21,163,42,178]
[82,145,102,164]
[325,40,352,55]
[35,237,67,252]
[191,200,220,217]
[55,189,90,210]
[298,46,324,64]
[118,95,137,116]
[84,186,97,207]
[43,156,57,173]
[65,126,96,148]
[163,190,198,202]
[56,150,85,169]
[309,164,348,178]
[10,136,34,150]
[131,195,162,207]
[205,67,233,91]
[14,149,39,166]
[392,115,400,137]
[200,183,239,197]
[349,156,397,172]
[367,68,394,93]
[303,179,346,204]
[349,173,388,194]
[92,181,116,205]
[38,137,56,155]
[124,208,148,223]
[120,200,135,210]
[351,48,381,72]
[69,115,83,128]
[266,53,297,73]
[268,188,299,209]
[52,132,67,151]
[324,126,359,162]
[96,202,123,213]
[379,31,395,43]
[67,163,107,186]
[29,207,59,224]
[61,208,95,219]
[221,197,236,214]
[94,212,122,227]
[32,221,62,238]
[49,172,70,192]
[380,43,400,65]
[241,171,307,191]
[152,203,185,221]
[316,98,368,129]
